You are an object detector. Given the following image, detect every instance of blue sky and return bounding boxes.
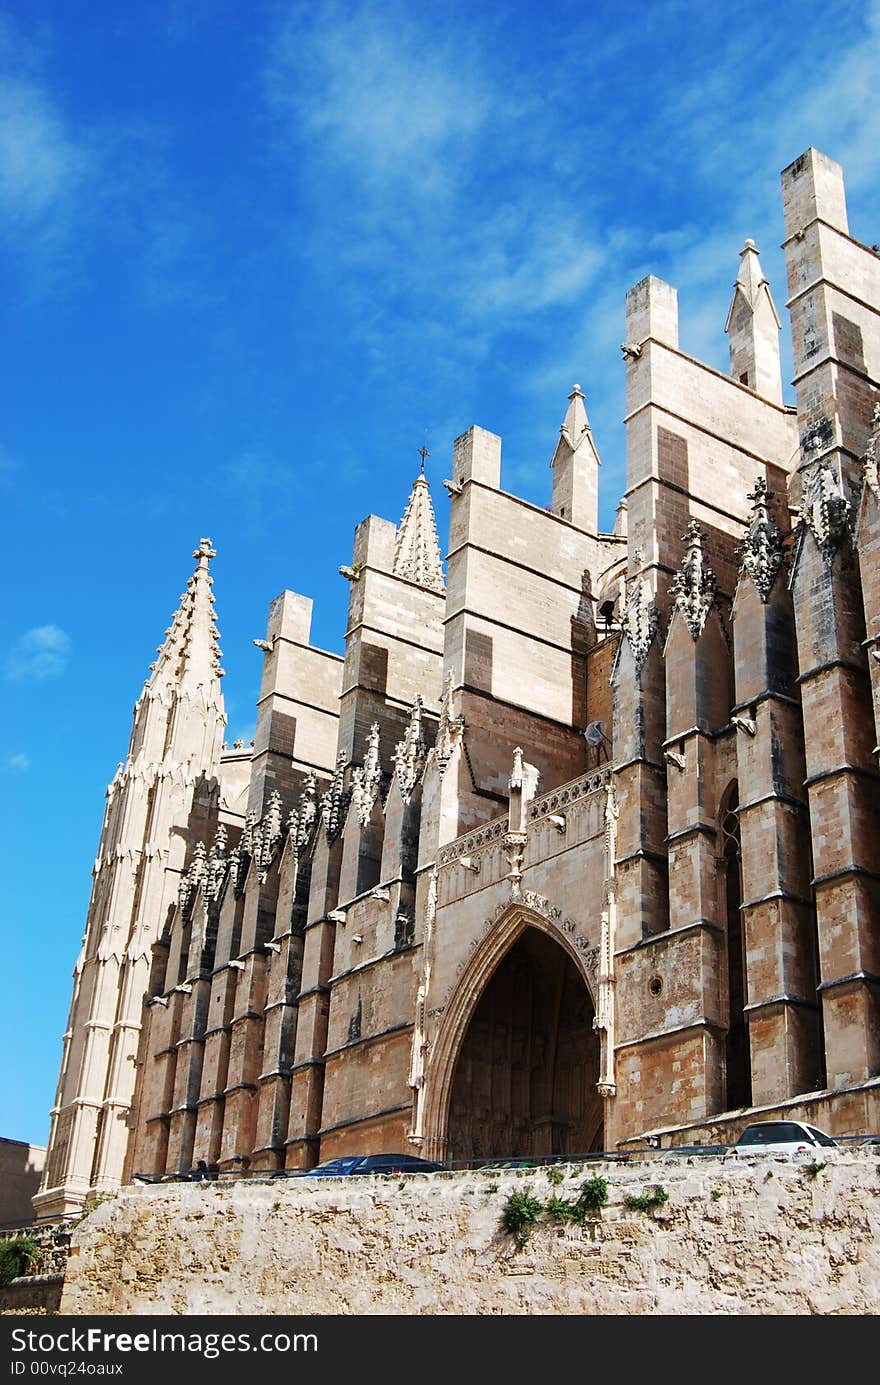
[2,0,879,1146]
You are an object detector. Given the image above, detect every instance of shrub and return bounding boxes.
[0,1236,40,1287]
[501,1189,544,1248]
[545,1195,573,1222]
[546,1167,565,1187]
[624,1185,669,1214]
[576,1174,609,1213]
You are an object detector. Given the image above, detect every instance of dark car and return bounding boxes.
[656,1143,730,1160]
[295,1153,446,1177]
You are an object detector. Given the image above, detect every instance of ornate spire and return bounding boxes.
[392,696,426,804]
[206,824,228,904]
[738,477,785,602]
[669,521,717,639]
[148,539,224,692]
[352,723,383,827]
[320,751,349,841]
[287,771,318,857]
[392,473,445,593]
[179,840,207,917]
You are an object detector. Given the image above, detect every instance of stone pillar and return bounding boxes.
[731,482,821,1102]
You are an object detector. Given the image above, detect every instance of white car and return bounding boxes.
[732,1120,837,1156]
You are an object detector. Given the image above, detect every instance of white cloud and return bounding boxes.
[4,625,72,682]
[4,752,29,771]
[0,76,90,233]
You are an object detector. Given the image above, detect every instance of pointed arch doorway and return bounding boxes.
[428,916,603,1162]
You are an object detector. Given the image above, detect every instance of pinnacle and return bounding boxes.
[558,383,590,451]
[393,469,445,594]
[725,239,781,328]
[147,538,225,694]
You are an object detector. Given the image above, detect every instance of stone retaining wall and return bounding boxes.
[61,1151,880,1315]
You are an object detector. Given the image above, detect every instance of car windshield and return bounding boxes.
[737,1123,807,1145]
[312,1157,363,1172]
[807,1126,836,1147]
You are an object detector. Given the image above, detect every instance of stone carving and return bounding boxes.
[287,771,318,857]
[256,790,283,880]
[669,520,717,639]
[352,723,382,828]
[392,696,426,804]
[509,746,524,791]
[503,832,527,901]
[863,403,880,502]
[800,416,835,461]
[178,841,207,917]
[206,824,228,904]
[320,751,349,841]
[738,476,785,602]
[620,563,658,671]
[799,458,851,562]
[434,671,464,777]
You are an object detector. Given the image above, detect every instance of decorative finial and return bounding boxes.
[194,538,216,564]
[418,443,429,475]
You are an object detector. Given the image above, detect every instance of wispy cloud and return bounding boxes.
[263,0,609,391]
[4,625,72,682]
[3,752,29,771]
[0,77,90,229]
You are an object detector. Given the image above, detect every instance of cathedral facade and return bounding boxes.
[36,148,880,1217]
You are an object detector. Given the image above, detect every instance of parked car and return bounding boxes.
[731,1121,836,1155]
[294,1153,446,1177]
[656,1143,730,1160]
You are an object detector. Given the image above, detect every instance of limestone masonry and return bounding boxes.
[36,148,880,1219]
[60,1154,880,1315]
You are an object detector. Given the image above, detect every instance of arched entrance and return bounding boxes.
[443,925,602,1162]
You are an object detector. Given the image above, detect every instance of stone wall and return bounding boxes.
[62,1151,880,1315]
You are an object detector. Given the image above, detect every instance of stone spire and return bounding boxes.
[393,471,445,594]
[725,239,783,404]
[35,539,228,1220]
[550,384,601,532]
[738,477,785,602]
[669,520,718,639]
[147,538,224,695]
